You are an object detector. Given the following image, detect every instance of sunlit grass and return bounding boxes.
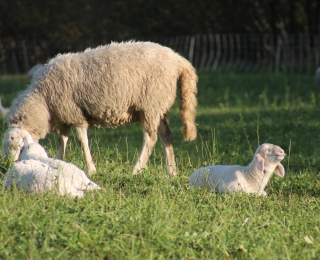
[1,71,320,258]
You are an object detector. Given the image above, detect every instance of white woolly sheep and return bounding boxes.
[2,41,198,175]
[189,143,285,196]
[28,64,45,80]
[3,141,101,198]
[0,97,9,117]
[316,67,320,89]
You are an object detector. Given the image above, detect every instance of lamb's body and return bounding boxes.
[3,142,101,198]
[3,160,85,198]
[189,143,286,196]
[19,143,101,191]
[3,41,198,175]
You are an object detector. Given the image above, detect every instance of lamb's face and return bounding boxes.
[2,128,25,162]
[256,143,285,164]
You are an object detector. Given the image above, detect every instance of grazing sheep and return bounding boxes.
[28,64,45,80]
[189,143,285,196]
[316,67,320,89]
[3,41,198,175]
[0,97,9,116]
[3,141,101,198]
[1,128,34,162]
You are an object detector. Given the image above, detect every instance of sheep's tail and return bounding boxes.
[179,60,198,141]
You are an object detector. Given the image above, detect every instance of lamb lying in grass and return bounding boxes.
[3,139,101,198]
[189,143,285,196]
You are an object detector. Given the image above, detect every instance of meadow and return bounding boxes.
[0,71,320,259]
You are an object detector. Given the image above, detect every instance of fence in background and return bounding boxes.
[1,33,320,75]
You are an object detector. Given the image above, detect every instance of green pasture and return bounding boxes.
[0,71,320,259]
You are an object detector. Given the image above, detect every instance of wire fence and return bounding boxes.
[1,33,320,75]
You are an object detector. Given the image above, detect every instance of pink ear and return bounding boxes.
[274,163,285,178]
[254,154,264,172]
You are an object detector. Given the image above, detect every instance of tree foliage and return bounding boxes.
[0,0,319,45]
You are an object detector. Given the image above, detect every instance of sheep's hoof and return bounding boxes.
[87,167,97,176]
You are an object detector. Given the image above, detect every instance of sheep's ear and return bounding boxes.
[274,163,285,178]
[254,154,264,172]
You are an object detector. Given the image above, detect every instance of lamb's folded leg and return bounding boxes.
[75,126,96,175]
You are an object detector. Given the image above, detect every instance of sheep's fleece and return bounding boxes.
[3,142,101,198]
[3,41,198,175]
[189,143,286,196]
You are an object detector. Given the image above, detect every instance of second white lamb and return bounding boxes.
[189,143,285,196]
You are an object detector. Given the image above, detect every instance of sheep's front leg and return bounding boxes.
[157,119,177,175]
[132,130,158,175]
[75,126,97,175]
[57,135,68,160]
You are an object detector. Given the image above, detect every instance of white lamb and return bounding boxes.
[19,142,101,191]
[3,160,85,198]
[3,136,101,198]
[189,143,285,196]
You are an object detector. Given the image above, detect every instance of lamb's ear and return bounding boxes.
[274,163,285,178]
[254,154,265,172]
[21,130,34,144]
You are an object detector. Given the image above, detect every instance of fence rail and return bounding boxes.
[1,33,320,75]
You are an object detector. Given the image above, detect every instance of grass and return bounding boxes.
[1,71,320,259]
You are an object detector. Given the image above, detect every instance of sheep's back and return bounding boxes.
[38,41,185,128]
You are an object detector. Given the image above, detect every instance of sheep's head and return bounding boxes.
[1,128,34,162]
[254,143,286,177]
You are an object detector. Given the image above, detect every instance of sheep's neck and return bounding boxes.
[241,164,272,193]
[10,90,50,139]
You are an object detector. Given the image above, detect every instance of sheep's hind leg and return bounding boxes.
[132,129,158,175]
[75,126,97,175]
[57,126,71,160]
[157,119,177,175]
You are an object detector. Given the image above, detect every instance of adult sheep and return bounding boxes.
[2,41,198,175]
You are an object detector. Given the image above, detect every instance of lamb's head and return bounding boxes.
[2,128,34,162]
[19,142,48,160]
[254,143,286,177]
